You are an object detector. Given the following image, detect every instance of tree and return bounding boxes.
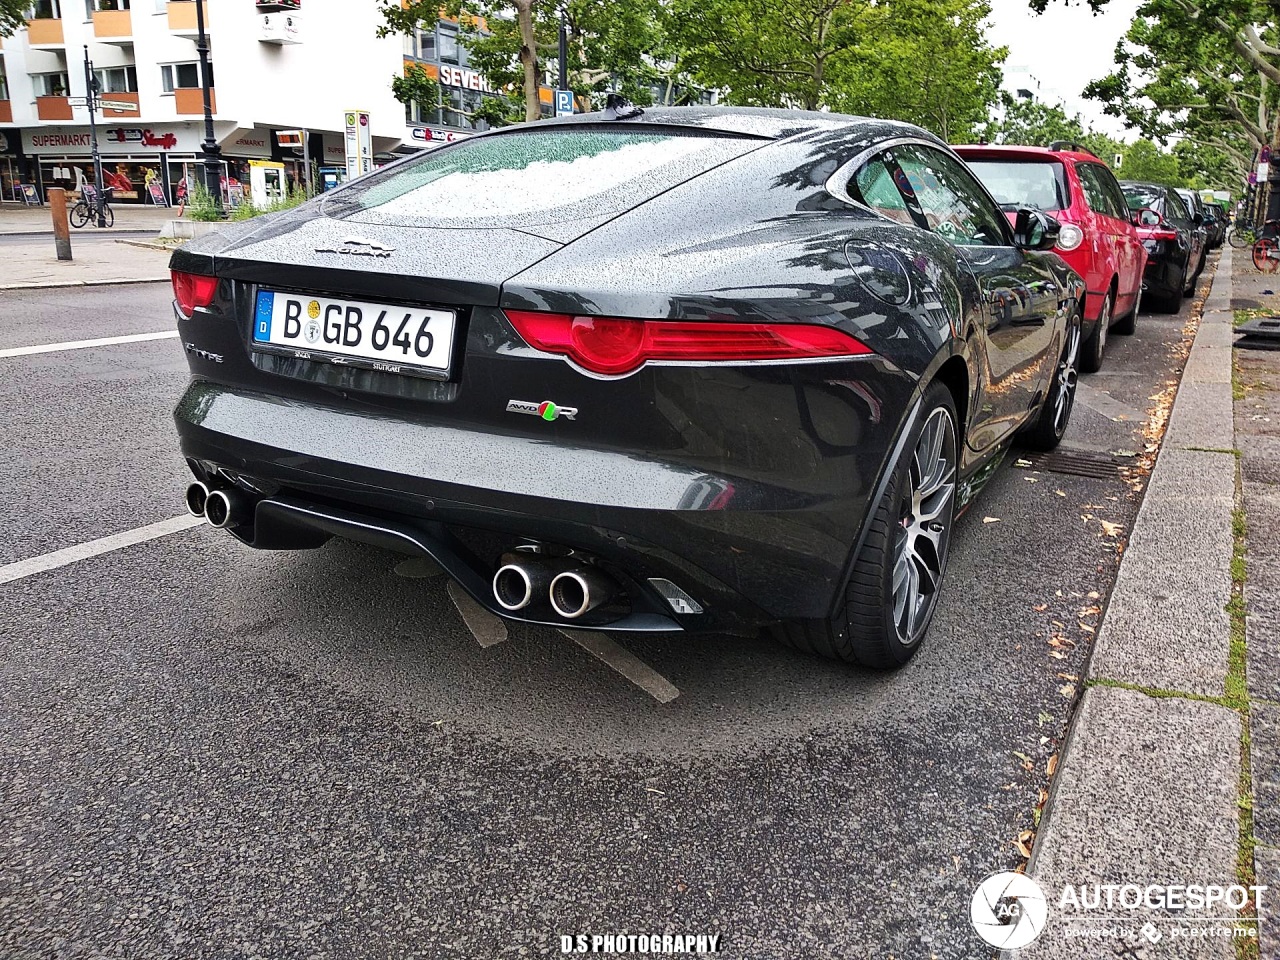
[980,93,1089,145]
[1,0,27,36]
[391,64,442,123]
[670,0,1005,134]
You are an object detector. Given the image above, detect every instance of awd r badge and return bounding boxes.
[506,399,578,422]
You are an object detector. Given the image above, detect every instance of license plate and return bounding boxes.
[251,290,456,377]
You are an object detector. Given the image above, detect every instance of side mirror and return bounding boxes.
[1193,212,1205,226]
[1013,208,1061,250]
[1132,207,1161,227]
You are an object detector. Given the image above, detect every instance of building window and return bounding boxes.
[419,25,436,61]
[438,25,458,64]
[85,0,128,15]
[161,61,210,92]
[0,73,9,100]
[33,72,70,96]
[29,0,61,18]
[95,65,138,92]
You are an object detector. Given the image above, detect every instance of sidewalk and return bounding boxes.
[0,201,176,235]
[0,237,173,290]
[1018,249,1253,959]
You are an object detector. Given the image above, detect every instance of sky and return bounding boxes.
[985,0,1143,139]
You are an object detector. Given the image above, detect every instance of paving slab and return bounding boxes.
[1250,704,1280,847]
[1254,845,1280,960]
[1089,447,1235,696]
[1019,686,1241,960]
[0,240,172,289]
[1244,482,1280,704]
[0,202,176,235]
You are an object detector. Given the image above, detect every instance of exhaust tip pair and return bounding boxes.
[492,558,617,620]
[185,481,249,530]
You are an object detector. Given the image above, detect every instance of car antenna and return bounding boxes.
[604,93,644,120]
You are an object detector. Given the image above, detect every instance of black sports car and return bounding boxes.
[171,107,1084,669]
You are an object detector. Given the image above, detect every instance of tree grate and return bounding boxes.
[1013,450,1132,480]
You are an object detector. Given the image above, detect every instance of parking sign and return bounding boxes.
[555,89,574,117]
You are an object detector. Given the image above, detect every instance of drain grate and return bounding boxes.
[1013,450,1132,480]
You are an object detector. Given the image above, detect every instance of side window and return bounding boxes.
[1166,190,1190,220]
[893,145,1009,246]
[1096,166,1130,222]
[1078,164,1121,219]
[850,156,919,228]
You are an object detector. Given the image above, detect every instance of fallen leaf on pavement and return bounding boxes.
[1100,520,1124,537]
[1047,754,1059,777]
[1059,683,1077,698]
[1078,623,1096,634]
[983,516,1001,524]
[1055,490,1066,497]
[1033,603,1048,612]
[1014,830,1035,858]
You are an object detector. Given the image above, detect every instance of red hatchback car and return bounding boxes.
[953,143,1146,372]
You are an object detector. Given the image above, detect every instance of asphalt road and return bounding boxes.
[0,267,1214,959]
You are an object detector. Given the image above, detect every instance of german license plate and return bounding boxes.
[252,290,456,377]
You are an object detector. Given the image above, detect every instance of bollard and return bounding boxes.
[48,188,73,262]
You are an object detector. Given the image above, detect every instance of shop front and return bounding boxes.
[0,128,33,202]
[22,124,215,205]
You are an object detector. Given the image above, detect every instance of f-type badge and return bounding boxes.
[507,399,578,422]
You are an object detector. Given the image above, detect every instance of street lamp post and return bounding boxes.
[193,0,223,215]
[82,46,107,228]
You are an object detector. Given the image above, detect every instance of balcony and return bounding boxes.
[167,1,206,37]
[174,86,214,115]
[100,91,140,117]
[36,95,73,121]
[26,17,65,46]
[0,101,11,124]
[93,9,132,42]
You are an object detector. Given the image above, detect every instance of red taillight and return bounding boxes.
[172,271,219,317]
[503,310,873,377]
[1150,228,1179,241]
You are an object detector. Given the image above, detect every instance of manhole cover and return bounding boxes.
[1014,450,1131,480]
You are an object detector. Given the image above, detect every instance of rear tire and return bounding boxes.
[1080,291,1112,373]
[773,382,958,669]
[1019,309,1082,452]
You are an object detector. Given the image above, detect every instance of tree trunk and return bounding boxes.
[515,0,540,122]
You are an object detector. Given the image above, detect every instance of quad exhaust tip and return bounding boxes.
[550,568,616,620]
[492,563,535,612]
[185,482,210,518]
[204,488,250,529]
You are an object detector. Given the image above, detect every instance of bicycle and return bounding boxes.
[1228,222,1259,249]
[69,188,115,229]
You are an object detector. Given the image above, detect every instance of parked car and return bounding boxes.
[953,142,1145,373]
[171,107,1084,670]
[1175,189,1215,266]
[1200,199,1227,249]
[1121,182,1207,313]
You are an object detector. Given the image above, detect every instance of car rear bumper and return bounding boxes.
[175,378,907,634]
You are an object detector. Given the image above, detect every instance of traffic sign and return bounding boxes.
[100,99,135,111]
[555,89,574,117]
[68,97,88,107]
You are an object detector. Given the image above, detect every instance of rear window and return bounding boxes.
[325,128,762,229]
[963,159,1069,212]
[1122,184,1164,212]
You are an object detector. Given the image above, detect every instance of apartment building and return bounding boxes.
[0,0,405,203]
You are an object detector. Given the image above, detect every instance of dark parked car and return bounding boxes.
[171,107,1084,669]
[1121,181,1206,313]
[1199,199,1227,249]
[1176,188,1215,261]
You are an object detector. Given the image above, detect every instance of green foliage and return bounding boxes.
[0,0,26,37]
[470,96,520,128]
[227,184,310,222]
[185,183,223,222]
[669,0,1004,137]
[1113,139,1183,183]
[980,93,1088,146]
[392,63,442,117]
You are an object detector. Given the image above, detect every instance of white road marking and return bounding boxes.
[447,580,508,648]
[560,630,681,704]
[0,330,178,359]
[0,514,204,586]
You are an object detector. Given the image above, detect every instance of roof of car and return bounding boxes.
[952,143,1101,164]
[534,105,931,142]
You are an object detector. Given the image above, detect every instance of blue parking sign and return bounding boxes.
[555,89,574,117]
